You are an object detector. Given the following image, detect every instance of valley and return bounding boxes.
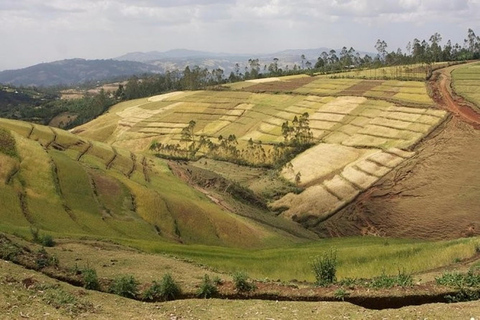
[1,61,480,318]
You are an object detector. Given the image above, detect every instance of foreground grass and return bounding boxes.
[3,259,480,320]
[122,236,480,282]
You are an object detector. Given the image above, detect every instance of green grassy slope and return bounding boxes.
[0,118,307,248]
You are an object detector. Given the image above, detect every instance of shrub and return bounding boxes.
[0,242,21,261]
[334,288,350,301]
[369,269,413,289]
[82,268,100,290]
[42,287,94,315]
[312,250,337,286]
[337,277,358,287]
[30,227,55,247]
[436,270,480,288]
[109,275,139,298]
[143,273,181,301]
[40,234,55,247]
[232,271,256,293]
[197,274,218,298]
[35,248,59,269]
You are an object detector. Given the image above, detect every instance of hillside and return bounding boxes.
[73,67,470,238]
[0,118,313,247]
[0,59,161,87]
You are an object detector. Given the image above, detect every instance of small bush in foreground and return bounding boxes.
[30,227,55,247]
[197,274,218,298]
[143,273,181,301]
[233,271,256,293]
[109,275,139,298]
[35,247,59,270]
[334,288,350,301]
[312,250,337,287]
[82,268,100,290]
[41,286,94,316]
[368,269,413,289]
[436,270,480,288]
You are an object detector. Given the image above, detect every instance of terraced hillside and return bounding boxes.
[73,74,448,230]
[0,118,310,247]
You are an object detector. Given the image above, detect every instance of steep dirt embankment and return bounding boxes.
[313,66,480,240]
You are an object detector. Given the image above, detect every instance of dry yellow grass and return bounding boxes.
[281,144,368,185]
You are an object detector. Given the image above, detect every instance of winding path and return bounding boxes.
[430,64,480,128]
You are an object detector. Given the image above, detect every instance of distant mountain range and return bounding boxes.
[0,48,372,87]
[0,59,161,87]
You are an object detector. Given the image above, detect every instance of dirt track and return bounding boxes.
[315,65,480,240]
[430,64,480,128]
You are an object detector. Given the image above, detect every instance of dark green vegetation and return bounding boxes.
[151,113,313,169]
[312,250,338,286]
[109,275,139,298]
[0,85,115,128]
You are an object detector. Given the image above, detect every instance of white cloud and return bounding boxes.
[0,0,479,70]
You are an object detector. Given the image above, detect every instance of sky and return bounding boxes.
[1,0,480,71]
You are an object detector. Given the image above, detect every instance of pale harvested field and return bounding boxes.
[281,143,370,185]
[274,148,414,222]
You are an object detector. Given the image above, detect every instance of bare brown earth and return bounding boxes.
[245,76,317,92]
[314,65,480,239]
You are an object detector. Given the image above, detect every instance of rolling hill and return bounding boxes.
[73,68,464,237]
[0,118,313,247]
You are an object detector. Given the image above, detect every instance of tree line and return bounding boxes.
[150,113,314,169]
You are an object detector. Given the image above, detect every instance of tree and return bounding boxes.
[248,58,260,79]
[375,39,388,62]
[429,32,443,62]
[180,120,196,157]
[301,54,306,69]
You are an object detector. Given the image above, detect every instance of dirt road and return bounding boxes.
[430,64,480,128]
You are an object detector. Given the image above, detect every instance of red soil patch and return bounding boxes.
[338,80,384,96]
[245,76,317,92]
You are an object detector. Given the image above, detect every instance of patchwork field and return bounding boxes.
[72,73,447,228]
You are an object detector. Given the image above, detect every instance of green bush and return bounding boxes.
[143,273,181,301]
[35,247,58,269]
[82,268,100,290]
[40,234,55,247]
[30,227,55,247]
[0,242,21,261]
[0,128,18,158]
[436,270,480,288]
[334,288,350,301]
[232,271,256,293]
[312,250,337,286]
[197,274,218,298]
[109,275,139,298]
[369,269,413,289]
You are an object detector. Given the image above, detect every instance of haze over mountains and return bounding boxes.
[0,47,359,87]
